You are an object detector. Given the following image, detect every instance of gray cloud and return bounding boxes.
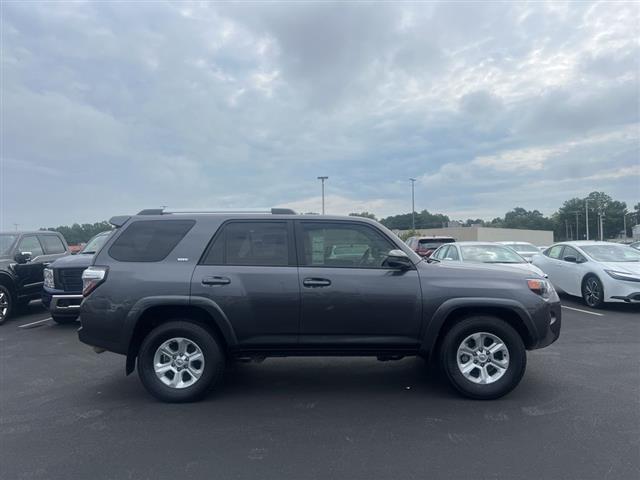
[1,1,638,230]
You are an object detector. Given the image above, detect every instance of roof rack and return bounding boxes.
[137,208,296,215]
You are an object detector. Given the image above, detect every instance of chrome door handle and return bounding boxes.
[303,278,331,288]
[202,276,231,286]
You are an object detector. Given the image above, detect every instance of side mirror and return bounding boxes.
[563,255,577,263]
[386,249,413,270]
[15,251,32,264]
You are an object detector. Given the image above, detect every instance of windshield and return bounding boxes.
[581,245,640,262]
[0,234,18,256]
[81,231,111,254]
[461,245,526,263]
[506,243,539,254]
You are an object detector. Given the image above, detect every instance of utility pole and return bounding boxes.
[571,211,580,240]
[409,178,416,231]
[585,199,589,240]
[13,223,19,231]
[317,176,328,215]
[599,213,605,241]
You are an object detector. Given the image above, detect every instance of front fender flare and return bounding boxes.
[420,297,536,357]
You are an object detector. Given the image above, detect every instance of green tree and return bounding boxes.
[42,221,112,245]
[500,208,554,231]
[380,209,450,230]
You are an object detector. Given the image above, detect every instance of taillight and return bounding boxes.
[82,266,108,296]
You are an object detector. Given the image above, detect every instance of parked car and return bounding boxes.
[532,241,640,308]
[630,241,640,251]
[42,230,112,324]
[538,245,550,252]
[405,235,455,257]
[0,231,69,324]
[79,208,560,403]
[497,241,541,262]
[430,242,547,277]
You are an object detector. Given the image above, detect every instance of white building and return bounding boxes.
[399,225,554,246]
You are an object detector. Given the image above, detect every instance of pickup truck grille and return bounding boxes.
[55,268,85,292]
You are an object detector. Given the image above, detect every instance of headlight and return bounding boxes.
[605,270,640,282]
[527,278,554,299]
[43,268,55,289]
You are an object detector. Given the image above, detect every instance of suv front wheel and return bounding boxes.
[440,316,526,400]
[137,321,225,403]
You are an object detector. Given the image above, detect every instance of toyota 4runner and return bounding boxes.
[79,209,561,402]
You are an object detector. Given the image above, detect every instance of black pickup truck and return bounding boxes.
[0,231,69,324]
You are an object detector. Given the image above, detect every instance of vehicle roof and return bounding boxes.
[0,231,61,235]
[127,213,381,223]
[415,236,455,240]
[496,241,536,244]
[448,241,509,247]
[556,241,624,247]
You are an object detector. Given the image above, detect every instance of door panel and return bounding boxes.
[14,235,46,297]
[191,265,299,344]
[192,220,299,345]
[296,221,422,344]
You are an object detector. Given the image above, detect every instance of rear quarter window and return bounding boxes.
[109,220,195,262]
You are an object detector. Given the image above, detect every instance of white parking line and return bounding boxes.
[561,305,604,317]
[18,317,52,328]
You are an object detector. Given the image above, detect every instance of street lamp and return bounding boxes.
[409,178,416,231]
[317,176,328,215]
[585,199,590,240]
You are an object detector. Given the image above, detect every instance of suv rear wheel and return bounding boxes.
[440,316,526,400]
[137,320,225,403]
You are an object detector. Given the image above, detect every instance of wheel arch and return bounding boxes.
[124,297,237,375]
[421,298,536,359]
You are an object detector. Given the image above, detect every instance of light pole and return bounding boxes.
[571,211,580,240]
[623,211,635,239]
[585,199,589,240]
[317,176,328,215]
[409,178,416,231]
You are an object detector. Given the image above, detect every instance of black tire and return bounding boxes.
[137,320,225,403]
[52,315,78,325]
[582,275,604,309]
[0,285,12,325]
[439,316,526,400]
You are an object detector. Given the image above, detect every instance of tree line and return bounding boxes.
[349,191,640,241]
[42,191,638,244]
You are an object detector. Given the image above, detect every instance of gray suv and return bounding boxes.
[79,209,561,402]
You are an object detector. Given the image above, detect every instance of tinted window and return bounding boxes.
[203,222,289,266]
[18,236,44,257]
[109,220,195,262]
[547,245,564,259]
[299,222,396,268]
[39,235,66,254]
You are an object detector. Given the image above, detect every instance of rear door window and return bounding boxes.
[109,220,195,262]
[202,222,290,266]
[39,235,66,254]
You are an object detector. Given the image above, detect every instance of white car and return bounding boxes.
[497,241,541,262]
[430,241,547,277]
[532,241,640,308]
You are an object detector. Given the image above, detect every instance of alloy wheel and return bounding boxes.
[153,337,205,389]
[456,332,510,385]
[584,278,600,307]
[0,291,9,323]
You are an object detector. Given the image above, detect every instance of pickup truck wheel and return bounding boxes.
[0,286,11,325]
[138,321,225,403]
[440,316,526,400]
[52,315,78,325]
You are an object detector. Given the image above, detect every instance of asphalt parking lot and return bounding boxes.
[1,296,639,480]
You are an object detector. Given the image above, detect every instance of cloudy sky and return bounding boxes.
[1,1,639,230]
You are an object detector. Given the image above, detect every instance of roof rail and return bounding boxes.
[137,208,296,215]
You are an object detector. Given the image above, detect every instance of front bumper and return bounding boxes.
[528,295,562,350]
[610,292,640,303]
[42,288,83,318]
